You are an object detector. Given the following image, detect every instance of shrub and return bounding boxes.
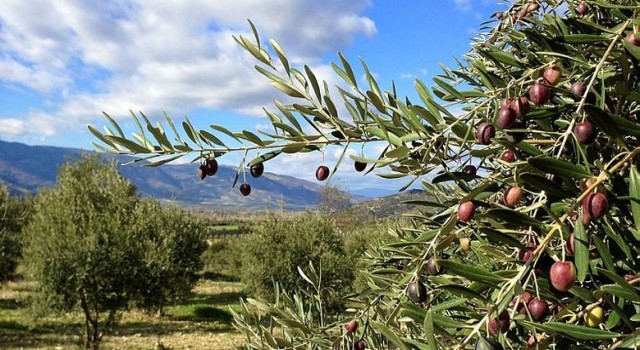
[131,199,208,314]
[238,212,354,312]
[0,184,28,282]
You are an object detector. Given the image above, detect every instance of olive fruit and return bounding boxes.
[475,337,503,350]
[570,81,587,99]
[354,161,367,172]
[626,32,640,46]
[250,162,264,178]
[488,311,510,335]
[504,185,523,207]
[205,158,218,176]
[582,192,608,220]
[529,82,550,105]
[457,201,476,222]
[566,233,575,255]
[464,165,477,175]
[240,183,251,196]
[198,164,207,180]
[543,65,562,86]
[407,280,427,303]
[316,165,330,181]
[574,121,597,144]
[584,306,604,327]
[550,261,576,292]
[501,150,516,163]
[476,122,496,145]
[497,107,516,129]
[528,298,549,321]
[577,3,588,15]
[426,256,441,276]
[354,339,366,350]
[346,320,358,334]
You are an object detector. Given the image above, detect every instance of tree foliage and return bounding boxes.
[238,212,354,312]
[131,199,208,314]
[22,156,208,349]
[91,1,640,348]
[0,184,29,282]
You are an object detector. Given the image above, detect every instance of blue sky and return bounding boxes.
[0,0,503,193]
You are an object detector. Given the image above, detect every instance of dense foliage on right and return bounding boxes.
[231,1,640,348]
[90,0,640,348]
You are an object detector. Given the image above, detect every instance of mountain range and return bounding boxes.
[0,140,361,210]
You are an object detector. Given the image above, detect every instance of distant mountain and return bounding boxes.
[346,189,435,221]
[0,140,353,210]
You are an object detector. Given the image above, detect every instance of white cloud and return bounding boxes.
[0,118,26,137]
[0,0,376,137]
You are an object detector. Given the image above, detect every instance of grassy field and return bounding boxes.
[0,277,246,349]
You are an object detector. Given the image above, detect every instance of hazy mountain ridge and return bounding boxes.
[0,140,345,210]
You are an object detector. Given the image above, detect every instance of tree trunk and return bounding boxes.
[80,292,101,349]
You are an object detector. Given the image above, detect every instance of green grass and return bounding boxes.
[0,277,246,349]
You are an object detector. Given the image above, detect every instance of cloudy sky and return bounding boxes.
[0,0,503,193]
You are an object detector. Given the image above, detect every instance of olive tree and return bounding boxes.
[90,1,640,348]
[131,199,208,315]
[22,156,143,349]
[0,184,28,282]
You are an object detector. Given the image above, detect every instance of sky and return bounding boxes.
[0,0,505,194]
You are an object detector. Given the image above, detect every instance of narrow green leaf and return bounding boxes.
[338,52,357,87]
[371,321,409,350]
[271,81,305,98]
[239,130,264,146]
[555,34,609,43]
[528,157,590,179]
[485,209,544,227]
[629,167,640,233]
[88,125,117,150]
[304,65,321,101]
[200,130,226,147]
[269,38,290,74]
[104,135,152,154]
[435,285,489,302]
[623,40,640,61]
[601,284,640,302]
[210,125,241,143]
[524,321,620,340]
[436,260,506,284]
[520,173,569,199]
[424,310,437,350]
[248,151,280,166]
[102,112,125,137]
[574,220,589,283]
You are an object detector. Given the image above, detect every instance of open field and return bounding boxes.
[0,277,245,349]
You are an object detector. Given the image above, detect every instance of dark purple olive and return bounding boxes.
[198,164,207,180]
[316,165,330,181]
[240,183,251,196]
[407,280,427,303]
[476,122,496,145]
[497,107,516,129]
[529,82,550,105]
[354,161,367,172]
[250,162,264,178]
[582,192,608,219]
[205,158,218,176]
[574,121,597,144]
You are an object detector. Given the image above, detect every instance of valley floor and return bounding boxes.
[0,278,245,349]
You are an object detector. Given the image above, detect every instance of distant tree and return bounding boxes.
[22,156,143,349]
[0,184,29,282]
[131,199,208,315]
[238,212,354,312]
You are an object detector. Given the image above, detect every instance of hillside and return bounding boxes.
[0,140,343,210]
